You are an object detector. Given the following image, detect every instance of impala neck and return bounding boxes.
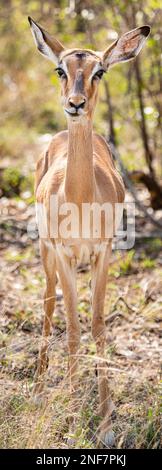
[65,119,94,204]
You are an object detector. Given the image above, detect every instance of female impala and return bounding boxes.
[29,17,150,446]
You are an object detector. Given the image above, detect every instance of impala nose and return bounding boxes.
[68,96,86,111]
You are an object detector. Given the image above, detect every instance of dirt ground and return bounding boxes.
[0,195,161,449]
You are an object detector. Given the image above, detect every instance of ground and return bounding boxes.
[0,192,161,449]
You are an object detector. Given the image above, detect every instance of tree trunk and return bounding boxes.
[104,80,116,146]
[134,58,155,177]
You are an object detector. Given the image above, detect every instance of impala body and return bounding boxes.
[29,17,150,446]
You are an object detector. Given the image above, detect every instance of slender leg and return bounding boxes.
[34,240,56,396]
[91,242,115,446]
[56,246,80,395]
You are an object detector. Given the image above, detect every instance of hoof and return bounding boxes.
[66,416,77,447]
[66,436,76,447]
[30,381,45,407]
[30,392,44,407]
[97,399,116,447]
[99,429,115,448]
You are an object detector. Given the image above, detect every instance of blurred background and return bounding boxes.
[0,0,161,449]
[1,0,162,212]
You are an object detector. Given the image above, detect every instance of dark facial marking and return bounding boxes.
[75,52,86,59]
[75,52,86,67]
[73,70,84,94]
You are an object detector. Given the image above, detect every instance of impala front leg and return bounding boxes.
[56,247,80,396]
[33,240,56,398]
[91,242,115,447]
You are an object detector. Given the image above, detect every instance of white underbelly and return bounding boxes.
[55,239,110,266]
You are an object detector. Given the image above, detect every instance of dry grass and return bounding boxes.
[0,198,161,449]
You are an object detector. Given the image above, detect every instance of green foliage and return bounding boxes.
[0,166,34,198]
[119,250,135,275]
[1,167,23,195]
[109,250,135,277]
[140,258,156,269]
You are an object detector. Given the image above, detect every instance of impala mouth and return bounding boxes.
[65,109,87,118]
[65,109,79,117]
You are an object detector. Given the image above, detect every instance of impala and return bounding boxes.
[29,16,150,446]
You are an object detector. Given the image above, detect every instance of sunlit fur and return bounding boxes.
[58,49,104,120]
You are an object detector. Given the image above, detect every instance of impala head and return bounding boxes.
[28,17,150,122]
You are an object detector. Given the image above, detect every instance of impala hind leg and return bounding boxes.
[91,243,115,447]
[33,240,56,397]
[56,248,80,397]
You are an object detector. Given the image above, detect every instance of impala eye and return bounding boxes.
[93,69,105,80]
[55,68,67,79]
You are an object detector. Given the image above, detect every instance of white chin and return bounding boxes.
[64,111,87,122]
[70,115,80,121]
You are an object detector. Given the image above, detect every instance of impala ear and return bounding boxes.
[28,16,64,64]
[103,26,150,68]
